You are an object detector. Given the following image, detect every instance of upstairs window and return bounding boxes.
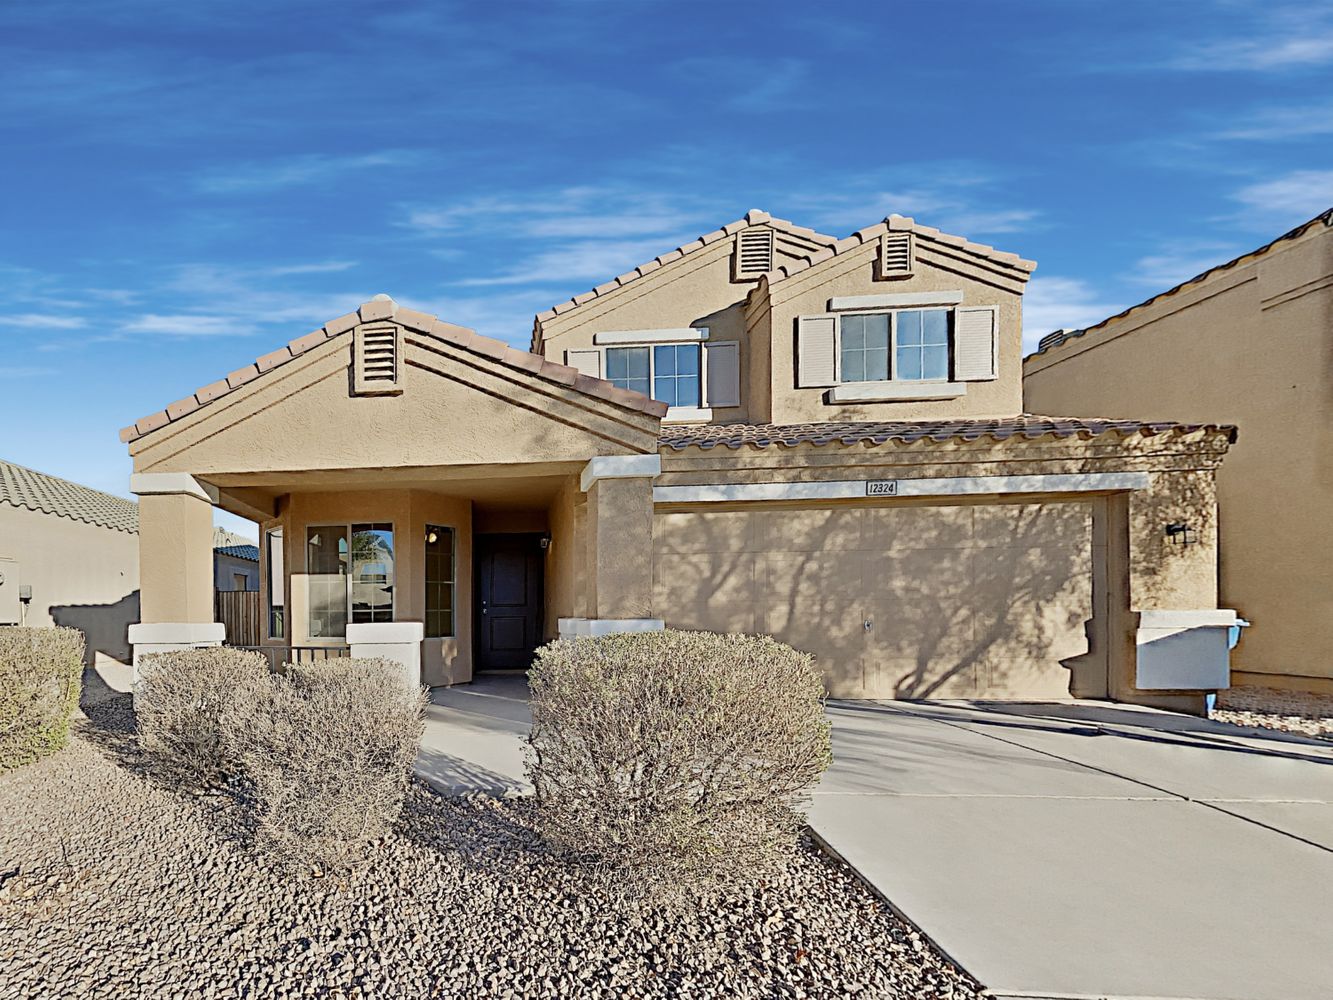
[895,310,950,381]
[606,344,702,407]
[837,308,951,382]
[838,314,889,383]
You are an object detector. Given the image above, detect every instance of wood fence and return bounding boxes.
[216,590,261,647]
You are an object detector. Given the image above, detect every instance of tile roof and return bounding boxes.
[1029,206,1333,358]
[0,459,139,534]
[120,295,667,444]
[762,214,1037,286]
[658,417,1237,451]
[533,209,838,331]
[215,544,260,562]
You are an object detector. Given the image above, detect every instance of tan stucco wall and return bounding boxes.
[1024,222,1332,692]
[138,493,214,625]
[764,241,1025,423]
[0,504,139,663]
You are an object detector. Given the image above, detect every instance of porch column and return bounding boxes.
[126,473,225,672]
[559,456,664,640]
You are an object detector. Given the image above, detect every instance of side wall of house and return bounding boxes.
[0,504,140,663]
[1024,223,1333,693]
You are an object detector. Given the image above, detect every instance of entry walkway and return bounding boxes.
[416,681,1333,999]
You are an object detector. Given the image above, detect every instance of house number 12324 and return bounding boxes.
[865,480,898,496]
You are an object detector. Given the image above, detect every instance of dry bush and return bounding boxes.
[527,629,833,891]
[226,658,427,874]
[134,646,270,790]
[0,626,85,770]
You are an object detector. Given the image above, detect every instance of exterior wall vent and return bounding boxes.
[879,231,914,278]
[734,228,775,279]
[353,322,404,396]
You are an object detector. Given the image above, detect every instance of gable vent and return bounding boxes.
[734,228,775,279]
[353,323,404,396]
[879,231,914,278]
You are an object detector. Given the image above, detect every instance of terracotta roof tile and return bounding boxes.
[658,417,1237,451]
[121,296,668,444]
[0,459,138,534]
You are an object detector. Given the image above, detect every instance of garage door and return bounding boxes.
[653,501,1097,699]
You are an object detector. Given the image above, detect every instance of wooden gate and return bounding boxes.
[216,590,261,647]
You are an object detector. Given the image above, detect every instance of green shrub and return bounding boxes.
[135,646,270,790]
[225,658,427,874]
[527,629,832,891]
[0,626,85,770]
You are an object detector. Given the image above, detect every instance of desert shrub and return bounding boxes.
[225,658,427,873]
[135,646,270,790]
[527,629,832,891]
[0,626,85,770]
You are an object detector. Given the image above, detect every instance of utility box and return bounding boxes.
[1136,609,1245,690]
[0,558,20,625]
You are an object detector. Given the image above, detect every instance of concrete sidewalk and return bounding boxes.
[812,700,1333,1000]
[415,681,1333,999]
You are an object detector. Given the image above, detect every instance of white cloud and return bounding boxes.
[8,313,87,329]
[119,314,258,337]
[789,175,1038,240]
[1169,20,1333,71]
[1213,101,1333,140]
[1021,277,1122,355]
[0,366,57,377]
[1230,170,1333,229]
[453,238,682,289]
[196,151,416,194]
[1126,242,1239,288]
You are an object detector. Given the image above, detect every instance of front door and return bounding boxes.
[474,533,545,671]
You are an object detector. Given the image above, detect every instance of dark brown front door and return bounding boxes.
[474,532,544,671]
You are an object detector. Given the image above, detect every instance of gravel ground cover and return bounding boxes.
[1213,686,1333,740]
[0,698,981,999]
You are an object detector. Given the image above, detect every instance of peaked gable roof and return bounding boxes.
[120,295,666,445]
[531,209,838,346]
[0,459,139,534]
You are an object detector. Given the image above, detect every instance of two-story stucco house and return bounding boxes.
[122,210,1238,712]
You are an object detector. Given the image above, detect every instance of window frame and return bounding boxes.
[423,523,456,640]
[605,342,705,410]
[264,526,285,641]
[304,521,397,641]
[834,307,954,385]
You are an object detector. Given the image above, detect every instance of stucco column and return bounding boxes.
[558,455,664,639]
[127,474,224,673]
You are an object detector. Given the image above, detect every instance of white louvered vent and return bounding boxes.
[353,323,404,395]
[880,231,914,278]
[734,228,775,278]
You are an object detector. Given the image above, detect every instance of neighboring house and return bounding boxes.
[120,210,1237,712]
[0,459,140,664]
[1025,208,1333,696]
[213,527,260,592]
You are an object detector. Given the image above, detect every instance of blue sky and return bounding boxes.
[2,0,1330,536]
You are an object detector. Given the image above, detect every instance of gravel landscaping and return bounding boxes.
[1213,686,1333,740]
[0,697,981,999]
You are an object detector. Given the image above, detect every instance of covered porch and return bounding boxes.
[122,296,667,682]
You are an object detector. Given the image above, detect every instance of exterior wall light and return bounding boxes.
[539,534,552,550]
[1165,522,1196,546]
[426,529,439,545]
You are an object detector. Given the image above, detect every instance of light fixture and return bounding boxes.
[539,533,552,551]
[426,529,439,545]
[1165,522,1196,546]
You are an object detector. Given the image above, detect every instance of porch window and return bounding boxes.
[424,525,455,638]
[265,527,284,639]
[306,523,395,639]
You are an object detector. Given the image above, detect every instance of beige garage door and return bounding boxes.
[653,501,1098,699]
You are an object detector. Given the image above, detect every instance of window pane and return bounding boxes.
[677,375,700,406]
[676,344,700,375]
[606,349,628,380]
[306,526,348,638]
[897,310,923,346]
[897,348,923,380]
[922,309,949,345]
[864,313,890,350]
[654,344,676,376]
[865,347,889,382]
[842,352,865,382]
[653,375,678,407]
[350,523,394,624]
[626,347,650,377]
[922,344,949,381]
[842,318,865,351]
[627,376,650,396]
[424,525,455,637]
[265,528,285,639]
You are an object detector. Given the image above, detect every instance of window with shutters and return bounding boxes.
[879,231,914,278]
[353,323,404,395]
[837,309,950,382]
[606,344,702,408]
[733,228,774,279]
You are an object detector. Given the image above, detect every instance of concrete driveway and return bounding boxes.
[814,700,1333,1000]
[418,681,1333,999]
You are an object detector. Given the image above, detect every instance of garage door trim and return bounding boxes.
[653,472,1149,504]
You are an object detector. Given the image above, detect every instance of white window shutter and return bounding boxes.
[954,306,998,381]
[565,348,602,379]
[703,341,740,408]
[796,316,837,388]
[880,231,914,278]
